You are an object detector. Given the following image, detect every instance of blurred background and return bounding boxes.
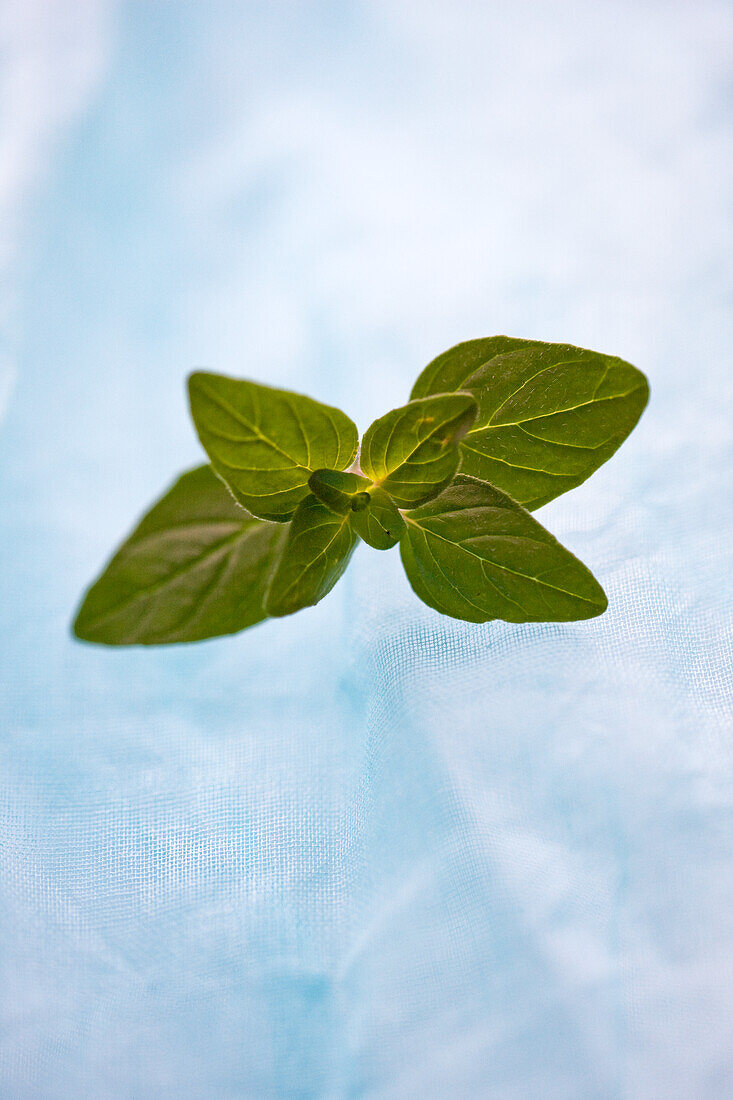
[1,2,732,1096]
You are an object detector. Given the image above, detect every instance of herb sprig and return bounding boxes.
[73,337,648,644]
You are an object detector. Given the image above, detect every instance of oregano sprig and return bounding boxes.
[73,338,648,644]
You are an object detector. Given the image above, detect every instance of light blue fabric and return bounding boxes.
[1,2,732,1096]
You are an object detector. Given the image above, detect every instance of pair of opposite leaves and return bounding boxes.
[73,336,649,645]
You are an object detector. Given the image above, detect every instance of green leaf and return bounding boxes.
[308,468,372,514]
[188,372,359,520]
[308,469,406,550]
[400,474,607,623]
[410,338,649,510]
[266,495,358,617]
[348,486,406,550]
[73,465,287,645]
[360,393,478,508]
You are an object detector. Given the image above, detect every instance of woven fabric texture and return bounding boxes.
[1,2,732,1096]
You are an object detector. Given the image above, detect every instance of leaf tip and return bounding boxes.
[582,577,609,620]
[70,604,103,645]
[186,369,210,399]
